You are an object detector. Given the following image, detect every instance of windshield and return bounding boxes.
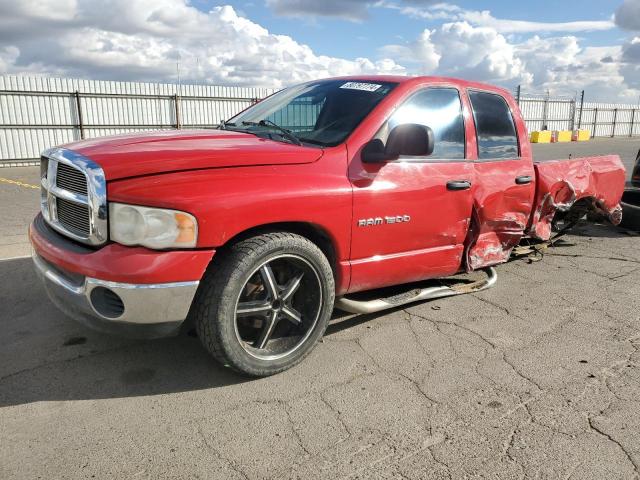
[226,79,397,147]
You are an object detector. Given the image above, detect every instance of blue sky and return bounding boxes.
[0,0,639,102]
[212,0,623,59]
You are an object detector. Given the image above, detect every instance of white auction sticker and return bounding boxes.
[340,82,382,92]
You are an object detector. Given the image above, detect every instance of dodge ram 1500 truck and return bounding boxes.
[30,76,625,376]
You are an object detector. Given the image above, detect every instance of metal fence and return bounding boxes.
[2,76,640,165]
[515,86,640,138]
[0,75,276,164]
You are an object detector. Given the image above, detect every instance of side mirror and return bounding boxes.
[361,123,434,163]
[386,123,434,157]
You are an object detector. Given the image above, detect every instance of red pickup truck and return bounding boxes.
[30,76,625,376]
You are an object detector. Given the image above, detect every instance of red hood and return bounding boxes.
[66,129,323,180]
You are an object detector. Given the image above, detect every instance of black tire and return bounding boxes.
[192,232,335,376]
[620,189,640,231]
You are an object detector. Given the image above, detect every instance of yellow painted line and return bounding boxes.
[0,255,32,262]
[0,177,39,189]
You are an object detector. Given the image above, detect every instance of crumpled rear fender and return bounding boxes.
[464,206,523,271]
[528,156,625,240]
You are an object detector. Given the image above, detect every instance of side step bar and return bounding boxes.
[335,267,497,315]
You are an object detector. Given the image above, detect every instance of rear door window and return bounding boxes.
[468,91,518,160]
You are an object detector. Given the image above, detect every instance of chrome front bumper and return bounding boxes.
[33,252,199,338]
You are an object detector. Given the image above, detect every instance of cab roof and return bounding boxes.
[322,75,512,97]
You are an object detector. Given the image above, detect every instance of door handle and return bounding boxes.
[515,175,532,185]
[446,180,472,191]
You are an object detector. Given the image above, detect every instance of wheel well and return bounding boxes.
[218,222,338,274]
[553,196,603,224]
[184,222,340,333]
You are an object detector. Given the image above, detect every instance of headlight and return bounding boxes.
[109,203,198,249]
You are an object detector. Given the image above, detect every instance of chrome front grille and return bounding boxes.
[56,198,91,235]
[40,148,108,246]
[56,163,88,196]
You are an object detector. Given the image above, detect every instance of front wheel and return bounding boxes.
[192,232,335,376]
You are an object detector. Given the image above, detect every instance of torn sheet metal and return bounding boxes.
[466,155,625,270]
[529,155,625,241]
[465,159,535,270]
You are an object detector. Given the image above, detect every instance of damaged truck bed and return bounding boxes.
[530,156,625,240]
[469,154,626,271]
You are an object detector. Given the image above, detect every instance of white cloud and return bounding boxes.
[379,29,441,72]
[394,3,614,34]
[0,46,20,72]
[381,22,527,84]
[621,63,640,90]
[516,39,633,100]
[612,1,640,93]
[0,0,637,102]
[385,0,625,99]
[621,37,640,91]
[0,1,406,86]
[265,0,372,21]
[431,22,526,81]
[514,35,581,86]
[380,21,639,101]
[390,3,461,21]
[265,0,442,21]
[615,0,640,31]
[622,37,640,63]
[12,0,77,21]
[266,0,614,35]
[457,9,614,34]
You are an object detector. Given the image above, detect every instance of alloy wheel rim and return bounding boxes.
[233,254,323,361]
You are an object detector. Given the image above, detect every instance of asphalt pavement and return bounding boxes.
[0,166,40,259]
[1,138,639,479]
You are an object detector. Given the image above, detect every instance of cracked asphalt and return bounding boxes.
[1,138,640,479]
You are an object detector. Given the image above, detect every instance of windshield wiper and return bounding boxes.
[242,120,303,146]
[219,120,236,130]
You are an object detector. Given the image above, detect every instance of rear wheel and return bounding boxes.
[193,232,334,376]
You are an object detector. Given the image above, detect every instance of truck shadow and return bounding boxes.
[0,257,400,408]
[567,222,639,239]
[0,257,252,407]
[0,220,630,407]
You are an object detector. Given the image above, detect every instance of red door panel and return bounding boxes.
[348,160,474,292]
